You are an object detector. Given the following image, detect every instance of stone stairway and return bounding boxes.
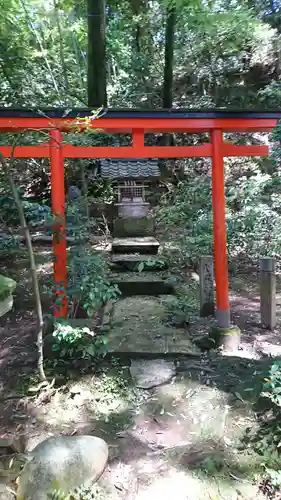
[111,216,169,296]
[112,236,159,255]
[108,216,199,356]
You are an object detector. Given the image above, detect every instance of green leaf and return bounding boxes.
[233,392,244,402]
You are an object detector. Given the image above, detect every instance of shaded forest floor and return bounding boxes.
[0,244,281,499]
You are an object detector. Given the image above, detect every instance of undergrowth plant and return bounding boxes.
[262,361,281,408]
[163,285,199,327]
[243,360,281,488]
[68,246,120,318]
[48,483,106,499]
[52,322,109,363]
[50,197,120,362]
[157,155,281,268]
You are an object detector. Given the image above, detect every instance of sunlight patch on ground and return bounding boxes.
[36,261,52,275]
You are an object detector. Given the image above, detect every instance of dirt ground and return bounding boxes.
[1,245,281,499]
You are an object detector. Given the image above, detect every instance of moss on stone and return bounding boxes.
[210,325,241,350]
[211,325,241,337]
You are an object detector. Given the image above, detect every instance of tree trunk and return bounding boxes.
[0,154,46,382]
[162,6,176,150]
[163,6,176,109]
[87,0,107,107]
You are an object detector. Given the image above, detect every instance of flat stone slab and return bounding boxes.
[111,254,167,272]
[107,296,201,355]
[112,237,159,255]
[130,359,176,389]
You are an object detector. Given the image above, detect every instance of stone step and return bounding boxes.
[110,254,167,272]
[111,274,174,296]
[111,237,159,255]
[105,296,201,355]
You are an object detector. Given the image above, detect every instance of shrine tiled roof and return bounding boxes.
[100,159,160,179]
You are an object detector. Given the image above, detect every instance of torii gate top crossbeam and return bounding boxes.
[0,108,280,133]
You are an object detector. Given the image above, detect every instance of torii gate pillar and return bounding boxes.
[49,129,68,318]
[211,129,231,328]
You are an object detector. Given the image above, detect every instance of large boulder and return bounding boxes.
[16,435,108,500]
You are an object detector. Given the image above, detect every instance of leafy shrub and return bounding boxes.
[52,322,109,361]
[0,193,51,227]
[0,233,20,251]
[50,198,120,319]
[262,361,281,408]
[164,282,199,327]
[248,362,281,492]
[157,178,213,267]
[67,247,120,318]
[226,169,281,258]
[157,157,281,267]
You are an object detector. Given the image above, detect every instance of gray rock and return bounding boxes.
[16,435,108,500]
[130,359,176,389]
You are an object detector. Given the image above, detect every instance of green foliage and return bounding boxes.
[52,322,109,362]
[260,81,281,108]
[136,257,166,272]
[47,483,106,499]
[0,0,278,108]
[0,274,16,301]
[61,199,120,318]
[226,168,281,258]
[87,176,115,205]
[157,154,281,266]
[262,361,281,407]
[0,193,50,227]
[0,233,20,251]
[242,361,281,471]
[68,247,120,318]
[253,361,281,493]
[164,282,199,327]
[264,467,281,489]
[157,178,213,266]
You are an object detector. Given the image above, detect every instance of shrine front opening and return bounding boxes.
[0,108,280,329]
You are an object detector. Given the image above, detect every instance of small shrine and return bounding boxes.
[100,158,160,218]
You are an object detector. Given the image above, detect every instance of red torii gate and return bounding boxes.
[0,108,280,328]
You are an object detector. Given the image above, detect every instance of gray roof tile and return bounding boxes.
[100,159,160,179]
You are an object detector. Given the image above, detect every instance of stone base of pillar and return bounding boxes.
[210,325,241,351]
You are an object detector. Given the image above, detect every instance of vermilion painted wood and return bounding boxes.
[132,129,145,148]
[0,145,50,157]
[0,111,277,321]
[211,129,230,320]
[223,143,269,157]
[49,130,68,318]
[0,116,278,132]
[63,144,213,158]
[0,143,269,158]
